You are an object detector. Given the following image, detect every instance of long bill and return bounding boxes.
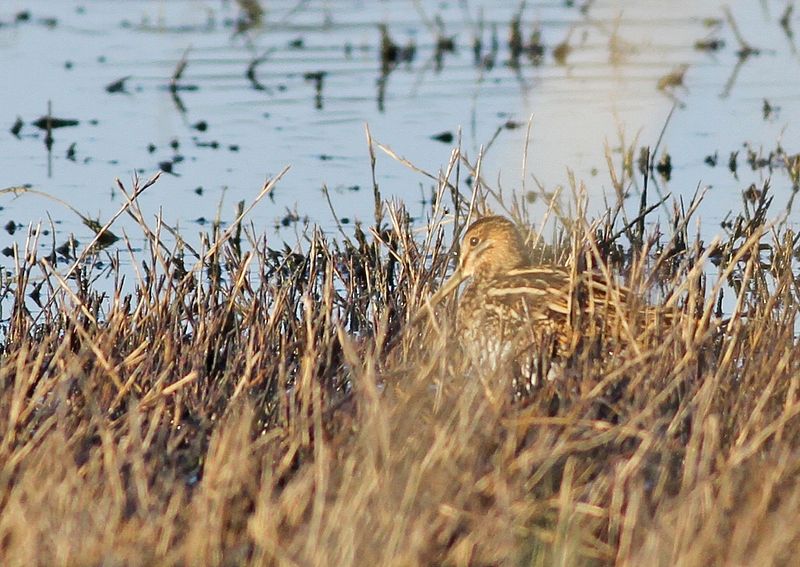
[407,268,467,328]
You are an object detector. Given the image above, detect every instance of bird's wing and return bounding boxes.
[488,267,632,321]
[485,268,572,321]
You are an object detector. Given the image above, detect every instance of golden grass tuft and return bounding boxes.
[1,161,799,566]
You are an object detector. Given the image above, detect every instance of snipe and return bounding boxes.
[436,215,648,382]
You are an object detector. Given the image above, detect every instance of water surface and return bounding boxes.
[1,0,798,261]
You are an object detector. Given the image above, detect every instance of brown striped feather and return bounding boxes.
[451,215,669,376]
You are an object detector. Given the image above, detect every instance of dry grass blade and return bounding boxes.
[1,151,799,567]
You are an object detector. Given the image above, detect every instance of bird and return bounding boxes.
[434,215,647,385]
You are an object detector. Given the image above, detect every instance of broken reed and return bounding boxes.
[1,172,799,566]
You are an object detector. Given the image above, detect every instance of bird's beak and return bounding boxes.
[407,268,467,327]
[431,269,467,304]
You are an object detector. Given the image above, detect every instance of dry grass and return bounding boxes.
[1,154,800,567]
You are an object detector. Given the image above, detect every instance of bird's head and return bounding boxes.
[458,215,531,279]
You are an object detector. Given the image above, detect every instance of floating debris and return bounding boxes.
[379,24,415,70]
[552,36,571,65]
[724,6,762,59]
[729,151,739,177]
[694,38,725,51]
[105,76,130,93]
[656,152,672,180]
[528,25,545,64]
[9,116,23,137]
[762,99,779,120]
[743,182,762,203]
[32,116,79,129]
[508,14,523,61]
[657,65,688,91]
[235,0,263,32]
[55,237,78,259]
[380,23,399,65]
[304,71,326,110]
[82,218,118,248]
[780,3,794,38]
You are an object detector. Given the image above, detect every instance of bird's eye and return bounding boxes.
[469,236,480,246]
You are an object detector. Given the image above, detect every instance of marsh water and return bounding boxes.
[1,0,799,265]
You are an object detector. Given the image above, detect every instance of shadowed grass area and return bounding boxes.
[1,157,799,566]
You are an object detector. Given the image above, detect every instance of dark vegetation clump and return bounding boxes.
[1,154,800,566]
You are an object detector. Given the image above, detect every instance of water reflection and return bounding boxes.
[0,0,797,262]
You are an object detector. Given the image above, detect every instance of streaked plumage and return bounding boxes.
[449,215,634,381]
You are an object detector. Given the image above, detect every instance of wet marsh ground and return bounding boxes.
[2,163,800,565]
[3,1,800,565]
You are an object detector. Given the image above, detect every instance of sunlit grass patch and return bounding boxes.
[1,145,799,566]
